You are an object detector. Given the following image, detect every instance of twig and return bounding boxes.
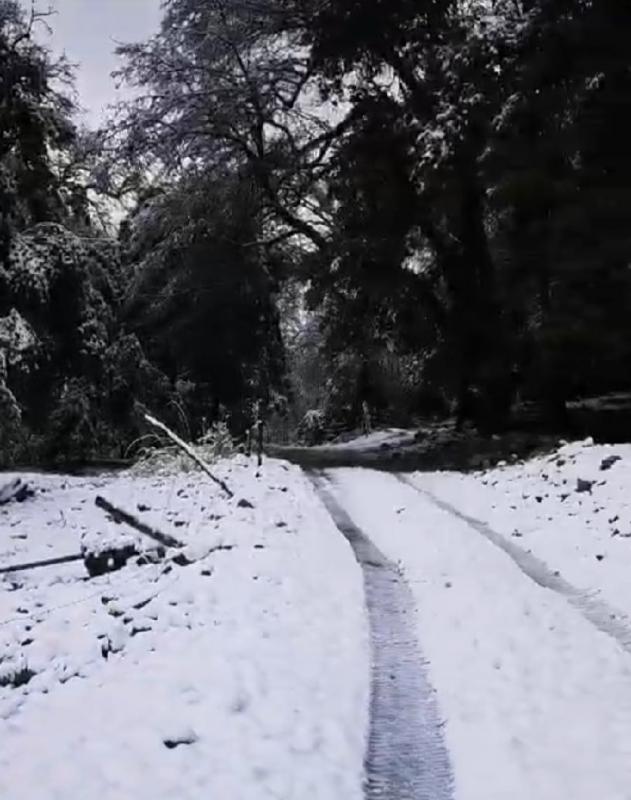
[143,413,234,498]
[172,542,235,566]
[95,495,184,549]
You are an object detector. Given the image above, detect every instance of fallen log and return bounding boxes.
[95,495,184,550]
[144,413,234,499]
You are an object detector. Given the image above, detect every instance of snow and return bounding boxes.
[324,428,417,452]
[410,438,631,620]
[0,458,369,800]
[0,309,38,363]
[327,467,631,800]
[5,437,631,799]
[568,392,631,411]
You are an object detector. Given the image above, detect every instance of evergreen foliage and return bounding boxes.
[3,0,631,461]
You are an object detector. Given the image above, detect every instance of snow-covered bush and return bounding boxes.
[198,421,234,460]
[0,351,22,459]
[129,421,235,475]
[297,408,327,445]
[0,309,39,462]
[45,378,97,461]
[0,223,176,463]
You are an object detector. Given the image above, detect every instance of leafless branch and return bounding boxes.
[144,413,235,498]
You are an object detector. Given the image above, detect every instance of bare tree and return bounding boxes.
[108,0,353,252]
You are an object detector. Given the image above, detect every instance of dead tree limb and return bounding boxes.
[143,413,234,498]
[0,553,84,575]
[95,495,184,549]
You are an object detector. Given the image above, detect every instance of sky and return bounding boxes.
[20,0,163,125]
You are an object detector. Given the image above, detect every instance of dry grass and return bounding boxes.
[127,422,235,476]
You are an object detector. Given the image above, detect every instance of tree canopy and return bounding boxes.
[3,0,631,465]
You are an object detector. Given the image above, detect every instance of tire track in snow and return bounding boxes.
[398,475,631,655]
[310,472,454,800]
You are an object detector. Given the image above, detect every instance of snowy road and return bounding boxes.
[3,454,631,799]
[312,474,453,800]
[324,467,631,800]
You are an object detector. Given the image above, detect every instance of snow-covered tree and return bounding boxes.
[110,0,352,252]
[121,169,288,436]
[0,222,164,462]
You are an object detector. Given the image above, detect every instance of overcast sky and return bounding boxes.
[21,0,163,125]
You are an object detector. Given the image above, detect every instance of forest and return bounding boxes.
[1,0,631,466]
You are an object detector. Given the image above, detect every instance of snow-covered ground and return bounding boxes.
[411,438,631,620]
[4,438,631,800]
[327,466,631,800]
[0,458,369,800]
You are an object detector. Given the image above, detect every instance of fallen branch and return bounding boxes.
[144,413,234,498]
[95,495,184,549]
[172,543,235,566]
[0,553,84,575]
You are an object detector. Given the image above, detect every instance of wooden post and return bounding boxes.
[257,417,264,467]
[361,400,372,437]
[253,399,265,467]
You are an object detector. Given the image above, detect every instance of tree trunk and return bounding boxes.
[541,383,571,432]
[456,150,514,433]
